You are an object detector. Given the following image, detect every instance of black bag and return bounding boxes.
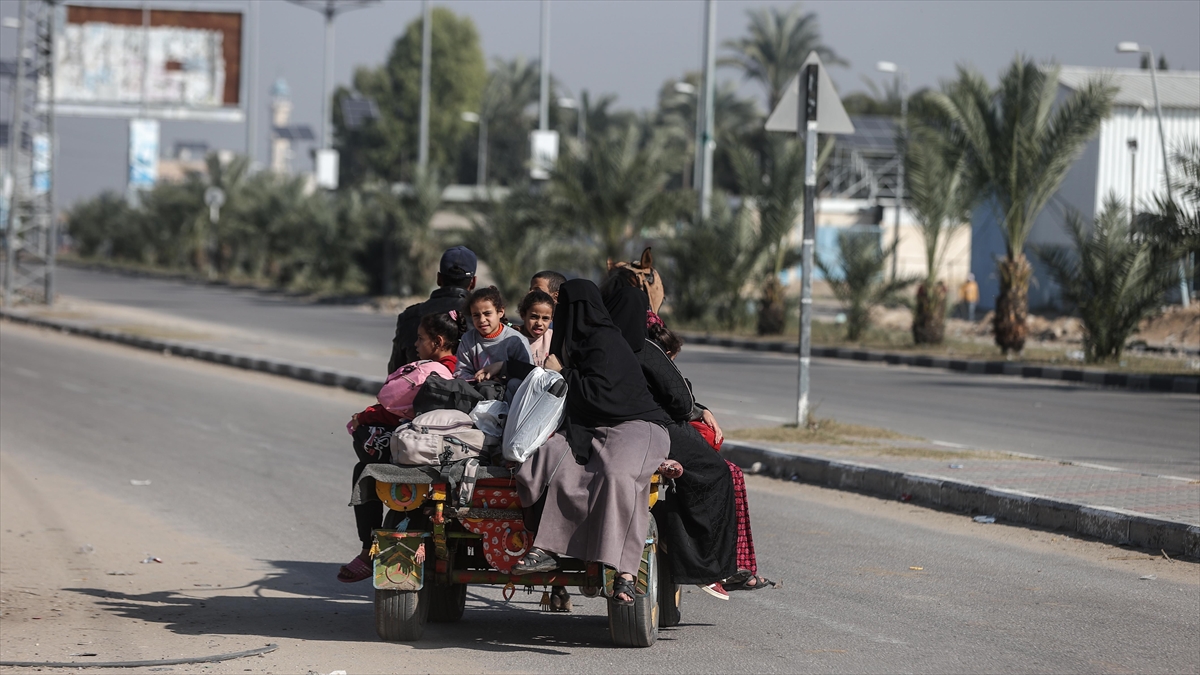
[473,379,505,402]
[412,374,483,415]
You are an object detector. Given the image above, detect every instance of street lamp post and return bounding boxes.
[877,61,908,281]
[287,0,378,182]
[674,82,697,190]
[696,0,716,222]
[1117,41,1190,307]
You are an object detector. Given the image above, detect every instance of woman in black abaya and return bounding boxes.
[603,284,738,591]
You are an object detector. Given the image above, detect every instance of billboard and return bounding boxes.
[54,5,243,121]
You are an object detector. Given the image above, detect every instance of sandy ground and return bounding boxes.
[0,449,483,674]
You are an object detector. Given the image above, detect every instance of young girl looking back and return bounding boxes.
[518,289,555,367]
[456,286,532,380]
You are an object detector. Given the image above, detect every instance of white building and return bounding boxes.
[971,66,1200,311]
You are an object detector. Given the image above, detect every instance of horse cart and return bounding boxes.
[353,463,680,647]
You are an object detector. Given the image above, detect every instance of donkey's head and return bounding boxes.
[606,247,664,314]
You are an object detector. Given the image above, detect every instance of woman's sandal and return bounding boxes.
[337,554,372,583]
[724,572,776,591]
[611,575,637,607]
[512,547,558,574]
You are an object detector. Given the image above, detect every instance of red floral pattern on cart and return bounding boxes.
[461,487,530,573]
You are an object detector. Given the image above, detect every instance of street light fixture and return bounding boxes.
[877,60,908,280]
[1117,40,1190,306]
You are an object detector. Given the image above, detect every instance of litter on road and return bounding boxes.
[973,516,996,524]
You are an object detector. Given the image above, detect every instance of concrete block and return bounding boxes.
[1078,506,1130,544]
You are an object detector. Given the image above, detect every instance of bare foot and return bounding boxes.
[657,460,683,479]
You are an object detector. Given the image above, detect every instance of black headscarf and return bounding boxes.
[601,284,649,353]
[550,279,669,461]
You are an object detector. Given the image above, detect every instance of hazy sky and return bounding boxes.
[2,0,1198,207]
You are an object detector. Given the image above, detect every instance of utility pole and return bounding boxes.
[245,0,259,165]
[696,0,716,222]
[1146,52,1191,307]
[418,0,432,173]
[3,0,29,307]
[538,0,550,132]
[796,63,818,427]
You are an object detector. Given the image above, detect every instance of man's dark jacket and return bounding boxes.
[387,286,468,374]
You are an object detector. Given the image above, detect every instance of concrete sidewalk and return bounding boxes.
[4,302,1197,558]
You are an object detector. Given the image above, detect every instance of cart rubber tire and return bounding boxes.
[608,521,660,647]
[375,585,428,641]
[428,581,466,623]
[656,544,681,628]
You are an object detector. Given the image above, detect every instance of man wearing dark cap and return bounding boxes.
[386,246,477,373]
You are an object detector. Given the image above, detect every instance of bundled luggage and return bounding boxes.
[390,409,486,466]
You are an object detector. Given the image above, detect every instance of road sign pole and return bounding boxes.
[796,63,818,427]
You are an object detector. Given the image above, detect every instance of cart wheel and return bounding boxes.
[374,584,428,641]
[428,581,466,623]
[656,543,680,628]
[608,519,660,647]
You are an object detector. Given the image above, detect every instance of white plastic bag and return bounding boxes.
[470,399,509,440]
[502,367,567,463]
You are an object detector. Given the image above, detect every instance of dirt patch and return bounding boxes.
[1137,303,1200,349]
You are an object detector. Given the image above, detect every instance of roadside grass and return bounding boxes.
[726,418,912,446]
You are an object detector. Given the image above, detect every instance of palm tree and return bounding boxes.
[903,118,971,344]
[1140,140,1200,292]
[925,58,1115,354]
[665,195,765,329]
[816,230,916,341]
[721,3,846,110]
[1034,195,1176,362]
[550,124,680,273]
[657,72,762,189]
[477,57,541,185]
[730,135,833,334]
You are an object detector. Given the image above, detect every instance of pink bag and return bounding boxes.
[377,360,453,419]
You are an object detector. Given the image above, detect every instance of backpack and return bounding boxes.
[502,367,568,463]
[390,409,486,466]
[412,373,504,416]
[377,360,453,419]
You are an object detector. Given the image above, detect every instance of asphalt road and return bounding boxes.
[2,323,1197,673]
[51,266,1200,477]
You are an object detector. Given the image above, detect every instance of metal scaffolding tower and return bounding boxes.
[2,0,56,306]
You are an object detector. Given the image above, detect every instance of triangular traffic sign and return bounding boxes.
[765,52,855,135]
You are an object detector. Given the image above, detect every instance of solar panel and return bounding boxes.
[341,96,380,130]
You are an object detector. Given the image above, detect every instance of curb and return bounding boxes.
[720,441,1200,558]
[0,309,386,396]
[7,309,1196,557]
[681,333,1200,395]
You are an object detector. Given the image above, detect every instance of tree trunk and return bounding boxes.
[912,281,948,345]
[993,254,1032,355]
[757,276,786,335]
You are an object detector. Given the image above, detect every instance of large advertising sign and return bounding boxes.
[55,5,243,121]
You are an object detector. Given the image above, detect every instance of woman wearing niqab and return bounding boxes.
[510,279,671,603]
[604,284,738,586]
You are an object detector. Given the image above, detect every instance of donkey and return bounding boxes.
[606,247,665,314]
